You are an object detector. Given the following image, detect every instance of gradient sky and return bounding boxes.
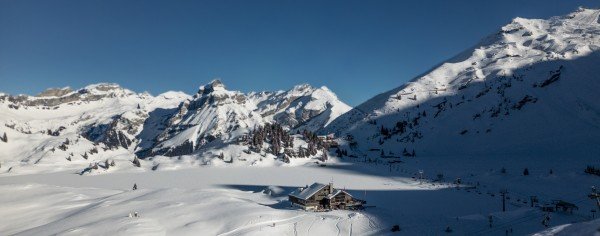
[1,0,598,105]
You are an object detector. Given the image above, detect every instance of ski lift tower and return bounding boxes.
[590,186,600,212]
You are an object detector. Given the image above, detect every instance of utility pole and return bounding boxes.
[589,186,600,212]
[530,196,538,207]
[500,189,508,212]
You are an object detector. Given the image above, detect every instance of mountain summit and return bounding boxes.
[325,8,600,157]
[148,80,351,157]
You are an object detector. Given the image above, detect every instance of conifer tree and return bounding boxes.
[132,157,141,167]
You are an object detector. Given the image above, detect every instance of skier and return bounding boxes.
[133,183,137,190]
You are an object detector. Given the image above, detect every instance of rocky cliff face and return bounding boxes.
[0,79,351,162]
[147,80,352,157]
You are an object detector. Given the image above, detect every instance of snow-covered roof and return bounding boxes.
[326,189,352,199]
[289,183,327,200]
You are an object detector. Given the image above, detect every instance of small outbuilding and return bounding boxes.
[552,200,579,214]
[289,182,365,211]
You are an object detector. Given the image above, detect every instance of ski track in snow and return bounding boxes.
[217,215,306,236]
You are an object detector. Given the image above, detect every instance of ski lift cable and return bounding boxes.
[469,211,545,235]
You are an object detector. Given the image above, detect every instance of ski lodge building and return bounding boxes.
[288,182,365,211]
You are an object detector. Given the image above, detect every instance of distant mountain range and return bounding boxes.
[1,8,599,173]
[0,79,350,172]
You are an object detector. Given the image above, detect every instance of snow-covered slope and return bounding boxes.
[0,80,351,172]
[249,84,351,132]
[533,219,600,236]
[146,80,351,157]
[149,80,264,156]
[0,84,190,174]
[325,7,600,158]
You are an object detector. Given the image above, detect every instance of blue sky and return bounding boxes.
[1,0,598,105]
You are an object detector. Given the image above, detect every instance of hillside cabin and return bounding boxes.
[317,133,335,141]
[317,134,339,148]
[289,182,366,211]
[552,200,579,214]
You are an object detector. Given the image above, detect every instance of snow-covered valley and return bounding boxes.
[1,158,598,235]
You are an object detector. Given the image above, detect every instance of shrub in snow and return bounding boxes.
[584,166,600,176]
[132,157,141,167]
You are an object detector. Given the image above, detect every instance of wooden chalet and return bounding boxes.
[552,200,579,214]
[288,182,365,211]
[317,134,339,148]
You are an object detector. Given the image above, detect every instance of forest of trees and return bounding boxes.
[245,122,330,162]
[585,166,600,176]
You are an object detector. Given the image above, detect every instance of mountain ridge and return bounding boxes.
[324,7,600,158]
[0,80,352,173]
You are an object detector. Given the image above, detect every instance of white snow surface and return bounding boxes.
[248,84,352,131]
[325,7,600,158]
[533,219,600,236]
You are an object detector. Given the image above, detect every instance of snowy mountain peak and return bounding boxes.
[197,79,226,95]
[565,7,600,24]
[145,81,351,157]
[325,8,600,157]
[290,83,313,92]
[36,87,73,97]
